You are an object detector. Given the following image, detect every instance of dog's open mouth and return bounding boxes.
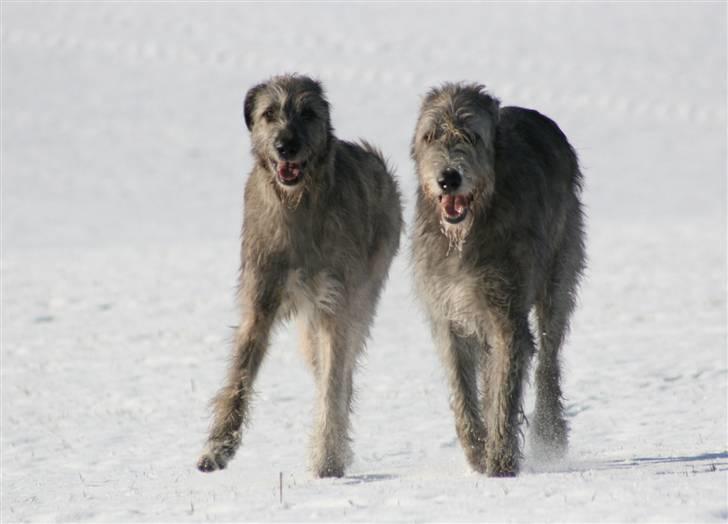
[439,194,471,224]
[276,161,306,186]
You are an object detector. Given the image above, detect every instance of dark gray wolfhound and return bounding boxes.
[411,83,585,477]
[198,75,403,477]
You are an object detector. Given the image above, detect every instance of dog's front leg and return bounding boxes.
[483,315,534,477]
[310,313,355,478]
[197,266,283,473]
[432,319,487,473]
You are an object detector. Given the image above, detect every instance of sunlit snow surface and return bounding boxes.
[2,3,726,522]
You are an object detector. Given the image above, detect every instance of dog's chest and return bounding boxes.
[419,252,507,338]
[281,269,342,318]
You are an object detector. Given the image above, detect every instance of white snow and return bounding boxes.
[2,3,726,522]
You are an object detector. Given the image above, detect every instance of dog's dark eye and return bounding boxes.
[262,108,275,122]
[462,131,479,145]
[301,108,316,121]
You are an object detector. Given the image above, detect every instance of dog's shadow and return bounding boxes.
[603,451,728,470]
[342,473,398,485]
[527,450,728,475]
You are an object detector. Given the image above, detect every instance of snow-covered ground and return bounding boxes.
[2,3,726,522]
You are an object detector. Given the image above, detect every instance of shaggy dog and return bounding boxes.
[411,83,585,476]
[197,75,403,477]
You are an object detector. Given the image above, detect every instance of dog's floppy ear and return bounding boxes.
[244,82,266,131]
[480,89,501,124]
[301,76,331,116]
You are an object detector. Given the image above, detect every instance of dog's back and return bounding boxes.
[497,106,582,193]
[496,107,582,209]
[485,107,585,285]
[332,140,402,258]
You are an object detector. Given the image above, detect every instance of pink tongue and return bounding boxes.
[442,195,467,217]
[277,162,300,180]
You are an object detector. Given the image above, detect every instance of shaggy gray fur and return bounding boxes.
[197,74,402,478]
[411,83,585,476]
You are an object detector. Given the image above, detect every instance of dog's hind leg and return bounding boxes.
[309,312,356,478]
[533,235,584,458]
[299,317,321,377]
[433,320,487,473]
[483,315,534,476]
[197,269,282,473]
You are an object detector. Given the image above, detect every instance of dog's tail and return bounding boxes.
[357,139,392,174]
[356,138,404,249]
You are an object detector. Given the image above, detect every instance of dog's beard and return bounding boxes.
[265,158,309,210]
[437,187,487,255]
[440,215,474,255]
[271,175,308,210]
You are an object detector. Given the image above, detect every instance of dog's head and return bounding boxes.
[412,83,500,242]
[244,74,333,195]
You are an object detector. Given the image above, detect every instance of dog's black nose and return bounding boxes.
[438,168,462,193]
[275,137,299,160]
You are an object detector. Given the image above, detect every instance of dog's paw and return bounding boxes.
[197,452,225,473]
[311,451,348,478]
[486,460,518,477]
[315,464,345,479]
[486,451,519,478]
[463,445,487,474]
[311,438,352,479]
[488,469,517,478]
[531,412,569,461]
[197,442,237,473]
[468,459,487,474]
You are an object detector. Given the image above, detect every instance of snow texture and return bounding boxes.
[2,3,726,522]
